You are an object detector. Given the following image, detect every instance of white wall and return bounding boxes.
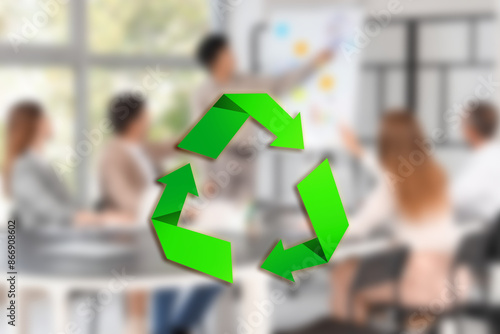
[364,0,494,17]
[227,0,497,72]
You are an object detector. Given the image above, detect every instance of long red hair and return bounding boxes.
[3,101,44,195]
[378,111,447,219]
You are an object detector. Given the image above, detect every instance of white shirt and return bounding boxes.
[452,141,500,222]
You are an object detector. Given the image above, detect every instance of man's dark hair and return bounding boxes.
[108,92,146,134]
[467,102,498,139]
[196,34,228,69]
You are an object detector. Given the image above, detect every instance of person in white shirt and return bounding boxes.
[452,102,500,223]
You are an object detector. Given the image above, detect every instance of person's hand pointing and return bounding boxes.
[314,49,334,67]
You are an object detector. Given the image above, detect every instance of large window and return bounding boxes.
[354,14,496,201]
[0,1,210,213]
[88,0,209,55]
[0,67,74,173]
[0,0,69,45]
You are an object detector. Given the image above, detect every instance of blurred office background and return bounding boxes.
[1,0,500,334]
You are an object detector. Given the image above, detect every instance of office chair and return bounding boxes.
[486,213,500,259]
[276,317,380,334]
[348,246,409,333]
[277,247,409,334]
[447,215,500,334]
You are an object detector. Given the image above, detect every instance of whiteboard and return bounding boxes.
[260,7,364,149]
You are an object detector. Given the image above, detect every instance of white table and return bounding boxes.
[12,264,271,334]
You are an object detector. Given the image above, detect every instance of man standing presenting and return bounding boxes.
[190,34,332,204]
[192,34,332,117]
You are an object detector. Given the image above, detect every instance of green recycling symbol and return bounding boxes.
[151,93,349,283]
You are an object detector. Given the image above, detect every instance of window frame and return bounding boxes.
[0,1,213,205]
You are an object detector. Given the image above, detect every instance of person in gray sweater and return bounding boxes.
[4,100,126,230]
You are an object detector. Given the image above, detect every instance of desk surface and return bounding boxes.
[7,227,390,284]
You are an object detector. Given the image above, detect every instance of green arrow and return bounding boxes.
[261,159,349,282]
[151,164,233,283]
[178,93,304,159]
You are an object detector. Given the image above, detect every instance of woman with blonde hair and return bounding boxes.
[332,110,465,327]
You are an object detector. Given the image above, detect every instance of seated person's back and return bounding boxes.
[99,93,172,223]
